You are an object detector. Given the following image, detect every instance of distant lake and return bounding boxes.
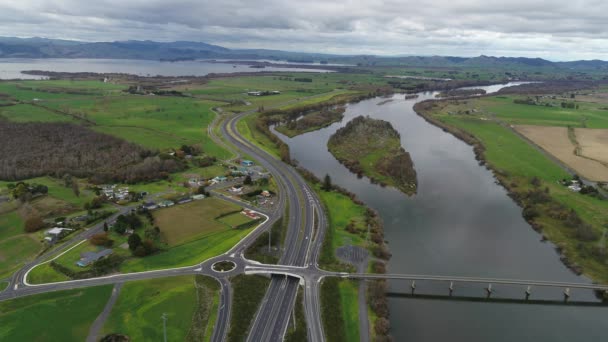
[0,58,335,79]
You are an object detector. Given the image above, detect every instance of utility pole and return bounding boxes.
[268,230,272,253]
[292,306,296,331]
[162,313,168,342]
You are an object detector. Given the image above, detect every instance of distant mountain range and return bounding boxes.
[1,36,608,71]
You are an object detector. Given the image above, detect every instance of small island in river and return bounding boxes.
[327,115,417,195]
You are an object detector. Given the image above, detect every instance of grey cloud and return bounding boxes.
[1,0,608,59]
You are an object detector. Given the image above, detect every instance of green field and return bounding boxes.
[0,81,230,158]
[153,197,242,246]
[476,95,608,128]
[0,285,112,342]
[0,104,76,122]
[26,262,70,284]
[317,186,367,259]
[218,212,253,228]
[103,276,219,341]
[0,210,43,278]
[338,280,360,342]
[236,113,282,159]
[321,277,355,342]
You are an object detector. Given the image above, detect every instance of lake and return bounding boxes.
[0,58,334,79]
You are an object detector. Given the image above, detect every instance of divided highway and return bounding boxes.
[220,111,328,341]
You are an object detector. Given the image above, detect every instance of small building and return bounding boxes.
[230,185,243,194]
[177,196,193,204]
[76,249,113,267]
[211,176,228,184]
[192,194,205,200]
[45,227,74,243]
[261,190,271,197]
[241,160,254,167]
[158,200,175,208]
[142,201,158,210]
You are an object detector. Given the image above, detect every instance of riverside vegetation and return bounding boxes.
[415,92,608,285]
[327,116,417,195]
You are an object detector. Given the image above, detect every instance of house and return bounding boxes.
[211,176,228,184]
[76,249,113,267]
[242,209,260,220]
[230,185,243,194]
[142,201,158,210]
[241,160,254,167]
[177,196,193,204]
[44,227,73,243]
[158,200,175,208]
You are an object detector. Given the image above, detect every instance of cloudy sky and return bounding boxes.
[1,0,607,60]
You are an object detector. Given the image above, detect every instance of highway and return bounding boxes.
[219,111,328,341]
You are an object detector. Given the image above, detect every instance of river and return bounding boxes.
[0,58,334,79]
[275,83,608,341]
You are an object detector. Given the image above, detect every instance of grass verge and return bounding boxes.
[227,275,271,342]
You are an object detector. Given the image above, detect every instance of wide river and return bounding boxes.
[0,58,333,79]
[275,83,608,341]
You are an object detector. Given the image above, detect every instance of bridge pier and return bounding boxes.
[411,280,416,295]
[449,281,454,296]
[486,284,493,298]
[564,288,570,302]
[525,286,531,300]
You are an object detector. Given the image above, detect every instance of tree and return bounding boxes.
[323,174,332,191]
[128,233,142,251]
[72,181,80,197]
[244,175,253,185]
[24,214,45,233]
[197,185,206,195]
[63,173,73,188]
[90,233,113,247]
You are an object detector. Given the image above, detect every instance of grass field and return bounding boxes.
[0,285,112,342]
[102,276,218,341]
[0,104,76,122]
[153,197,242,246]
[26,262,70,284]
[236,113,282,159]
[217,212,252,228]
[0,80,230,158]
[120,227,254,272]
[338,280,360,342]
[321,277,348,342]
[0,235,42,279]
[472,95,608,128]
[317,186,367,257]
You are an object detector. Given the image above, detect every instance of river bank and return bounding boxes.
[414,98,608,286]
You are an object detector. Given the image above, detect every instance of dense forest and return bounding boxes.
[0,121,183,183]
